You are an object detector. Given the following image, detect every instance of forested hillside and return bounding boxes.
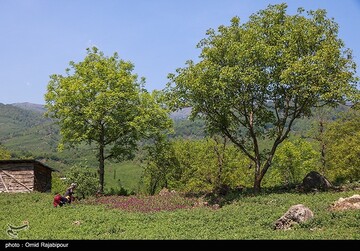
[0,102,351,158]
[0,103,93,170]
[0,103,50,138]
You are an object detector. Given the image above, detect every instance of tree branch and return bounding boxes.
[222,127,256,162]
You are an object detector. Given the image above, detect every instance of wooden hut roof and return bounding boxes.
[0,159,58,172]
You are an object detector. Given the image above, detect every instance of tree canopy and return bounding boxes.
[45,47,171,192]
[166,4,359,192]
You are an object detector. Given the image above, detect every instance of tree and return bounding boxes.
[45,47,171,193]
[166,4,358,193]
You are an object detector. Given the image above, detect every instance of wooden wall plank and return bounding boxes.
[1,170,32,191]
[0,173,9,192]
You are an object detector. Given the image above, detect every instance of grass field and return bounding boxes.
[1,189,359,240]
[103,161,143,193]
[49,160,143,195]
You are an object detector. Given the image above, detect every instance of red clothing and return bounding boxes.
[53,194,63,207]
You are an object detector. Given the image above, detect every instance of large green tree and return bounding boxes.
[166,4,358,193]
[45,47,171,193]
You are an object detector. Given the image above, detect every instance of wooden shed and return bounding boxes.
[0,160,57,193]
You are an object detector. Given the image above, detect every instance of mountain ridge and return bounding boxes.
[11,102,46,114]
[6,102,193,120]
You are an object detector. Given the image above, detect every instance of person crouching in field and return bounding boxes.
[53,183,77,207]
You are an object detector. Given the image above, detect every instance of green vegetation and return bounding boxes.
[1,101,359,194]
[51,161,142,197]
[166,3,358,193]
[1,190,360,239]
[142,136,252,195]
[0,144,11,160]
[0,3,359,240]
[104,161,143,194]
[171,117,206,139]
[141,105,360,195]
[0,103,49,140]
[325,109,360,183]
[63,166,99,199]
[45,47,171,192]
[263,138,320,188]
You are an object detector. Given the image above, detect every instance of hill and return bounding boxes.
[11,102,46,114]
[0,103,203,153]
[0,102,351,192]
[0,102,88,168]
[0,102,351,156]
[0,103,201,191]
[0,103,51,140]
[169,107,192,120]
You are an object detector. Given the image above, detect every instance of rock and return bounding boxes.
[301,171,332,192]
[274,204,314,230]
[329,194,360,211]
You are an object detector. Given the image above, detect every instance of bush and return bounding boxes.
[142,136,252,195]
[263,138,320,188]
[106,186,133,196]
[65,165,99,199]
[51,172,67,195]
[325,109,360,183]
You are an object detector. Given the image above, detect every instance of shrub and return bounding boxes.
[264,138,320,187]
[65,165,99,199]
[51,172,67,195]
[142,136,252,195]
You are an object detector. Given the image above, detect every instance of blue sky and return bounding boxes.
[1,0,359,104]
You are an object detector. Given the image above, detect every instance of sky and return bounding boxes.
[1,0,359,105]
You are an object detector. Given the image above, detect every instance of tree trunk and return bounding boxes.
[150,178,158,195]
[254,178,261,194]
[319,120,326,175]
[98,143,105,194]
[213,135,226,190]
[320,142,326,175]
[253,160,262,194]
